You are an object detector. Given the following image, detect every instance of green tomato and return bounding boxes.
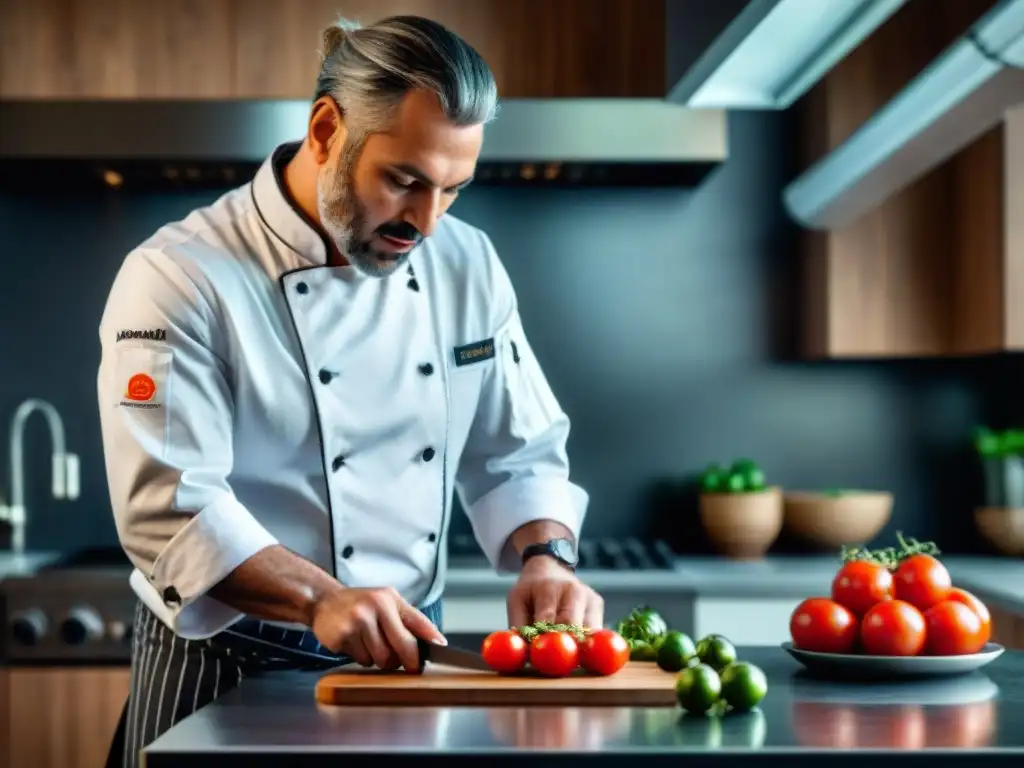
[700,463,727,493]
[725,473,746,493]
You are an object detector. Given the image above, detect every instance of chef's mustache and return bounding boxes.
[376,222,422,243]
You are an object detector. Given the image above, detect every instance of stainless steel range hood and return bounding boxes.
[783,0,1024,229]
[666,0,908,109]
[0,99,728,190]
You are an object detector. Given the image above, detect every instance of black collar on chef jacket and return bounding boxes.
[250,141,334,267]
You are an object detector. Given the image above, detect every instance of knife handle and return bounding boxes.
[413,636,431,674]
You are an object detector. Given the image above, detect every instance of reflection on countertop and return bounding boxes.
[486,707,633,750]
[789,670,1000,750]
[790,700,997,750]
[143,646,1024,764]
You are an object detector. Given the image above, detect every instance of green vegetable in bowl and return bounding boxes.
[699,463,727,493]
[820,488,850,498]
[699,458,767,494]
[973,426,1024,458]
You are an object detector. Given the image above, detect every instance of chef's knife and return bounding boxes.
[416,637,492,672]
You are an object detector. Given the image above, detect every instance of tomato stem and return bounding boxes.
[838,530,941,570]
[514,621,591,643]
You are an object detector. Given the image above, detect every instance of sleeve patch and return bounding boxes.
[117,347,172,410]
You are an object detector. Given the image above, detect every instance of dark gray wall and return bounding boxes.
[0,111,1007,556]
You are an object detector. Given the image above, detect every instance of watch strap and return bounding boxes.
[521,538,578,571]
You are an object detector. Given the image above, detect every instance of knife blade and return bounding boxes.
[416,638,492,672]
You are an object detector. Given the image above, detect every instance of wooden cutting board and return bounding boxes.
[315,661,678,706]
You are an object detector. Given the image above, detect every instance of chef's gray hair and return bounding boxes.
[314,15,499,140]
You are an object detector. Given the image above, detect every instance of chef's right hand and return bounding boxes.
[310,586,446,672]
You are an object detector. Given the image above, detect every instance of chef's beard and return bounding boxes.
[316,140,414,278]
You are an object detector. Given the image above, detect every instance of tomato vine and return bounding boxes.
[839,531,941,570]
[514,621,591,643]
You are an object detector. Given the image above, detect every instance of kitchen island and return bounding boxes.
[144,645,1024,767]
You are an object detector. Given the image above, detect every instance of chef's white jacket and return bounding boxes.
[97,143,588,639]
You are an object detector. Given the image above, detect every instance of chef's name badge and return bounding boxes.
[454,338,495,367]
[120,372,162,409]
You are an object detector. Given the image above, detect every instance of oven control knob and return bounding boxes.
[107,620,130,643]
[10,608,49,646]
[60,606,105,645]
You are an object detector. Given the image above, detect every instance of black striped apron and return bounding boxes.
[106,598,445,768]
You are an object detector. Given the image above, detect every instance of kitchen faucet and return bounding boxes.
[0,398,80,553]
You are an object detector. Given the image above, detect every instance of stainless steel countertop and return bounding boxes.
[143,646,1024,765]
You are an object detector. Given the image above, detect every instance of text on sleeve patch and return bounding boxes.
[116,328,167,342]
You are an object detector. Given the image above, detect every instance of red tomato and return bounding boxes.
[529,632,580,677]
[924,600,988,656]
[893,554,951,612]
[481,630,528,674]
[860,600,926,656]
[831,560,893,616]
[946,588,992,645]
[790,597,859,654]
[579,629,629,676]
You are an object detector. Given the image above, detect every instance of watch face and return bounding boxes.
[553,538,577,563]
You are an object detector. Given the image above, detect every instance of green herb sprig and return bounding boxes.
[515,621,591,643]
[839,531,941,570]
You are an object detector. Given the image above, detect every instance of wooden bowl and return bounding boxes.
[974,507,1024,556]
[782,491,892,549]
[699,486,783,560]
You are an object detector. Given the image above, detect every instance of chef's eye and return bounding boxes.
[386,173,414,189]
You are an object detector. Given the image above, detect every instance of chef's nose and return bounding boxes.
[405,190,442,238]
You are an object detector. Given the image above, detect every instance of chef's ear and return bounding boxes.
[307,96,347,165]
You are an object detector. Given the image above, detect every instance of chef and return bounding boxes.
[97,14,601,768]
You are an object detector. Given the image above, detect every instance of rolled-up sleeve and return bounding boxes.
[97,250,278,635]
[454,236,589,571]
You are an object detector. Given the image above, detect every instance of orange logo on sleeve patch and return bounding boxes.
[125,373,157,402]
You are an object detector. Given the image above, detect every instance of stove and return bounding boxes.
[2,546,137,664]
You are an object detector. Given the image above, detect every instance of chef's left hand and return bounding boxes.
[507,556,604,629]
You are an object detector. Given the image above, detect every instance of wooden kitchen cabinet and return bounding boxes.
[795,0,1010,358]
[989,605,1024,650]
[0,0,665,99]
[2,666,130,768]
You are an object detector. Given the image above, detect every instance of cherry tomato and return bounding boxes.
[831,560,893,616]
[893,554,951,612]
[860,599,926,656]
[481,630,528,674]
[579,629,630,676]
[946,588,992,645]
[924,600,987,656]
[529,632,580,677]
[790,597,859,654]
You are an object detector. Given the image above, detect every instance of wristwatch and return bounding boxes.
[521,538,579,572]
